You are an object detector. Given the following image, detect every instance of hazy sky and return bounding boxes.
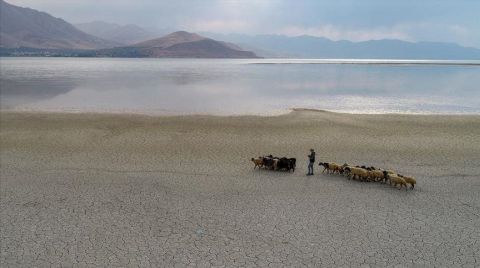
[7,0,480,47]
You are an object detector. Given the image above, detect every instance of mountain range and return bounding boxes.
[1,0,480,59]
[0,1,258,58]
[203,33,480,59]
[0,0,118,49]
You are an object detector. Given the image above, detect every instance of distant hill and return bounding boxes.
[95,31,259,58]
[75,21,166,45]
[0,0,118,49]
[5,0,476,59]
[0,1,258,59]
[204,33,480,59]
[132,31,206,49]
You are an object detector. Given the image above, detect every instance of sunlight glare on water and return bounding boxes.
[1,57,479,115]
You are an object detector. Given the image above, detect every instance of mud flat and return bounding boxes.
[1,110,479,266]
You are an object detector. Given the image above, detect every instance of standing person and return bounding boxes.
[307,149,315,175]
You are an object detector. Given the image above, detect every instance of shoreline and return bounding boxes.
[2,108,480,118]
[2,56,480,65]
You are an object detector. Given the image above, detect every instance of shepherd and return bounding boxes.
[307,148,315,176]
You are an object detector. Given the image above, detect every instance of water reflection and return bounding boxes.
[1,57,479,115]
[0,78,77,109]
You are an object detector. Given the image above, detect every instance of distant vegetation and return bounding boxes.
[0,47,95,57]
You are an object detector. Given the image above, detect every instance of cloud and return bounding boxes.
[6,0,480,48]
[180,19,253,33]
[277,23,478,47]
[279,24,412,42]
[394,22,476,47]
[448,25,469,37]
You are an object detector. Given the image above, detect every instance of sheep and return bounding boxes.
[341,164,355,177]
[381,170,397,184]
[344,166,368,181]
[261,155,279,170]
[276,157,296,172]
[272,158,279,170]
[262,156,275,169]
[385,173,407,190]
[318,162,329,173]
[367,169,385,182]
[329,163,342,174]
[251,157,264,169]
[364,170,376,182]
[339,163,350,175]
[398,174,416,190]
[319,162,341,174]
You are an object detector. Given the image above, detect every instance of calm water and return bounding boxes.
[1,57,480,115]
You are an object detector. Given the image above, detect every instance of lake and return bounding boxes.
[1,57,480,115]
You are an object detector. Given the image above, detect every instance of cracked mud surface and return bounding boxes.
[1,111,479,267]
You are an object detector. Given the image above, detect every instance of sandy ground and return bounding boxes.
[1,110,479,267]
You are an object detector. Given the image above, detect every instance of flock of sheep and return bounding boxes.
[251,155,416,191]
[319,162,417,190]
[251,155,297,172]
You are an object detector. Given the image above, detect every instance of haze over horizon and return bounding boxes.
[6,0,480,48]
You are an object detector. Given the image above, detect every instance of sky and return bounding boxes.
[7,0,480,48]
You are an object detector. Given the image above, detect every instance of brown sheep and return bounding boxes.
[329,163,342,174]
[365,170,376,182]
[344,166,368,181]
[398,174,416,190]
[368,169,385,182]
[381,170,397,184]
[251,157,264,169]
[319,162,341,174]
[386,173,408,191]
